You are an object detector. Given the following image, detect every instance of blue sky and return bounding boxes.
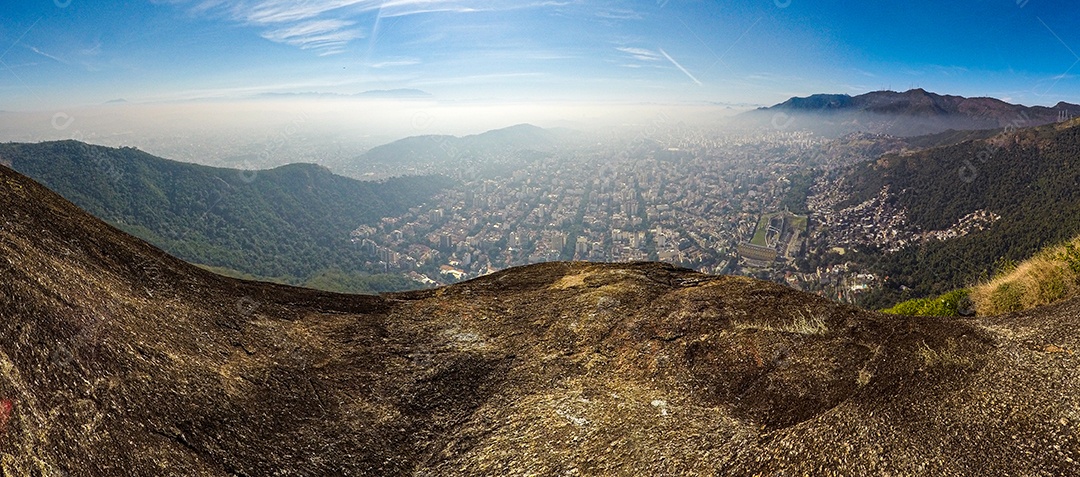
[2,0,1080,111]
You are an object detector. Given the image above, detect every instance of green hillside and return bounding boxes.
[0,140,452,292]
[839,120,1080,307]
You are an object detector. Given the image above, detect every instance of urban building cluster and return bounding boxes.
[345,129,885,302]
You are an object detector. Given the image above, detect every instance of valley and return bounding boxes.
[10,92,1080,310]
[325,106,1080,310]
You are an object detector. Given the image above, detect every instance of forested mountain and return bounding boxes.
[328,123,580,177]
[0,140,452,291]
[741,88,1080,137]
[833,119,1080,305]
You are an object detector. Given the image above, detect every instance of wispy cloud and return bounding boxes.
[931,64,970,76]
[81,40,103,57]
[376,5,483,18]
[171,0,569,55]
[596,9,642,21]
[24,45,67,64]
[615,45,703,84]
[0,61,40,70]
[408,71,546,86]
[616,47,662,62]
[260,19,364,55]
[367,58,421,68]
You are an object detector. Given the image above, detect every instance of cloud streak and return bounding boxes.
[616,47,662,63]
[260,19,364,55]
[595,9,642,21]
[659,48,701,86]
[25,45,67,64]
[174,0,568,55]
[367,58,421,68]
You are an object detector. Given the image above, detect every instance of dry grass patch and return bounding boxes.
[552,271,594,289]
[917,338,975,368]
[971,237,1080,315]
[732,308,829,335]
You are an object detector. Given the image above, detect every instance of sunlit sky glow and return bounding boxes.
[2,1,1080,113]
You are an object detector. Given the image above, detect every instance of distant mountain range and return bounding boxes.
[741,88,1080,137]
[0,140,451,291]
[328,123,579,178]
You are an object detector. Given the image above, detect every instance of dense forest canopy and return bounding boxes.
[839,122,1080,306]
[0,140,452,292]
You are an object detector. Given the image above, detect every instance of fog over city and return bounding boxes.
[0,99,742,167]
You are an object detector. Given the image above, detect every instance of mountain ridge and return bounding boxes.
[766,88,1080,117]
[1,162,1080,474]
[743,88,1080,137]
[0,140,451,290]
[329,123,575,178]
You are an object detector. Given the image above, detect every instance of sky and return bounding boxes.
[2,0,1080,136]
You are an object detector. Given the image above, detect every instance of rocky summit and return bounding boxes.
[0,163,1078,476]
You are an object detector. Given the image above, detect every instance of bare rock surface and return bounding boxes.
[0,164,1077,475]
